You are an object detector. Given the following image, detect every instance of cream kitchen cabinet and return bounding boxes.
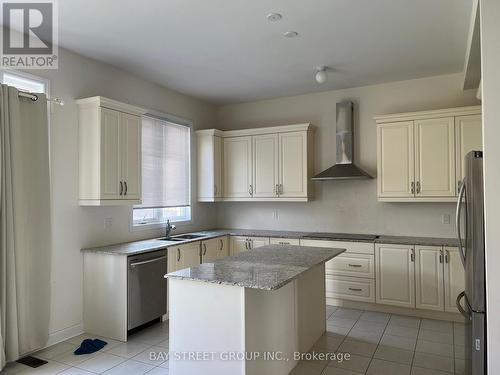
[168,242,201,273]
[415,246,445,311]
[377,121,415,198]
[455,114,483,193]
[375,244,415,308]
[224,136,253,198]
[201,236,229,263]
[78,96,145,206]
[198,124,313,202]
[414,117,455,197]
[444,247,465,313]
[230,236,269,255]
[197,129,224,202]
[375,106,481,202]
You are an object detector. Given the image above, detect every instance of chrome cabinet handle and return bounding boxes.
[130,255,166,267]
[445,250,449,263]
[348,264,362,268]
[410,181,415,195]
[348,287,362,292]
[248,185,253,196]
[278,241,290,245]
[439,249,443,263]
[275,184,279,196]
[410,248,415,262]
[177,248,181,262]
[219,239,223,251]
[119,181,123,196]
[124,181,128,195]
[416,181,421,194]
[244,239,248,250]
[203,243,207,256]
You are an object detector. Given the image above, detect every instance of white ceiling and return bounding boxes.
[59,0,472,104]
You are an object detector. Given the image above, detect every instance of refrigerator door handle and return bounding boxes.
[456,290,470,320]
[456,179,466,268]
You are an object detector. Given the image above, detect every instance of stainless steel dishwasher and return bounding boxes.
[128,250,167,330]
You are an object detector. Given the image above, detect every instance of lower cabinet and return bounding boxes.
[376,244,465,313]
[230,236,270,255]
[375,244,415,308]
[201,236,229,263]
[168,242,201,273]
[415,246,444,311]
[444,247,465,313]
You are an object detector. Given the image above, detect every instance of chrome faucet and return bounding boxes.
[165,220,176,238]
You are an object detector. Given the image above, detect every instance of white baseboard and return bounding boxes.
[46,323,84,348]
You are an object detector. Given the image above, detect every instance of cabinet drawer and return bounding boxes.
[300,239,375,254]
[326,253,374,278]
[270,237,300,245]
[326,275,375,303]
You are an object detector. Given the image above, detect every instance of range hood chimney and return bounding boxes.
[312,101,372,180]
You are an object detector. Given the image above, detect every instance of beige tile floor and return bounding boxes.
[1,306,469,375]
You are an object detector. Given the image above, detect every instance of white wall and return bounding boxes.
[479,0,500,372]
[214,74,479,237]
[26,48,217,344]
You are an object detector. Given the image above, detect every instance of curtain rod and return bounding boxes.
[18,91,64,106]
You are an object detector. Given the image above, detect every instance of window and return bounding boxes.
[133,116,191,227]
[1,70,48,94]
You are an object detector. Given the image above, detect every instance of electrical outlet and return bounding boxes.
[104,217,113,229]
[442,214,451,225]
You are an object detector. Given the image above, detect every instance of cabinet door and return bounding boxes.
[201,239,219,263]
[167,247,181,273]
[444,247,465,313]
[230,236,249,255]
[253,134,279,198]
[180,242,201,269]
[100,108,121,199]
[377,121,415,198]
[216,236,229,258]
[415,246,444,311]
[279,132,308,197]
[375,244,415,308]
[455,115,482,192]
[120,113,141,200]
[223,137,252,198]
[414,117,455,197]
[214,136,223,198]
[248,237,270,249]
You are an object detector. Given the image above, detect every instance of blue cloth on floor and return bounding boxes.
[74,338,108,355]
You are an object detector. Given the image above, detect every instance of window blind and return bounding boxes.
[138,116,191,208]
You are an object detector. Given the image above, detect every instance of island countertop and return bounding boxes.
[165,244,345,291]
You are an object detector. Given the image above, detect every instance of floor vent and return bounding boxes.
[16,356,48,368]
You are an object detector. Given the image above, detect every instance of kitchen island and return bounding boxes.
[165,244,344,375]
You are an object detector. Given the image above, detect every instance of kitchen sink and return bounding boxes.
[157,234,207,241]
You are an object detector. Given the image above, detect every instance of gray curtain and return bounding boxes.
[0,84,52,368]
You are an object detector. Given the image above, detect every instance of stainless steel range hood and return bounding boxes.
[312,101,373,180]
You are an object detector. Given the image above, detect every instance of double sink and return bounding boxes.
[157,234,207,242]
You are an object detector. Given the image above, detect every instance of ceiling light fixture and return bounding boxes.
[315,66,329,84]
[283,31,299,38]
[267,13,283,22]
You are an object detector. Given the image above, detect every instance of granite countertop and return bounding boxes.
[165,244,345,290]
[81,229,458,256]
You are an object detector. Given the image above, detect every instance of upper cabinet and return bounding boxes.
[196,124,313,202]
[78,97,146,206]
[375,106,482,202]
[197,129,224,202]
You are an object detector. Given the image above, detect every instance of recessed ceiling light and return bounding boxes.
[267,13,282,22]
[283,31,299,38]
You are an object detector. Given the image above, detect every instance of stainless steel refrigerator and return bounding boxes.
[456,150,486,375]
